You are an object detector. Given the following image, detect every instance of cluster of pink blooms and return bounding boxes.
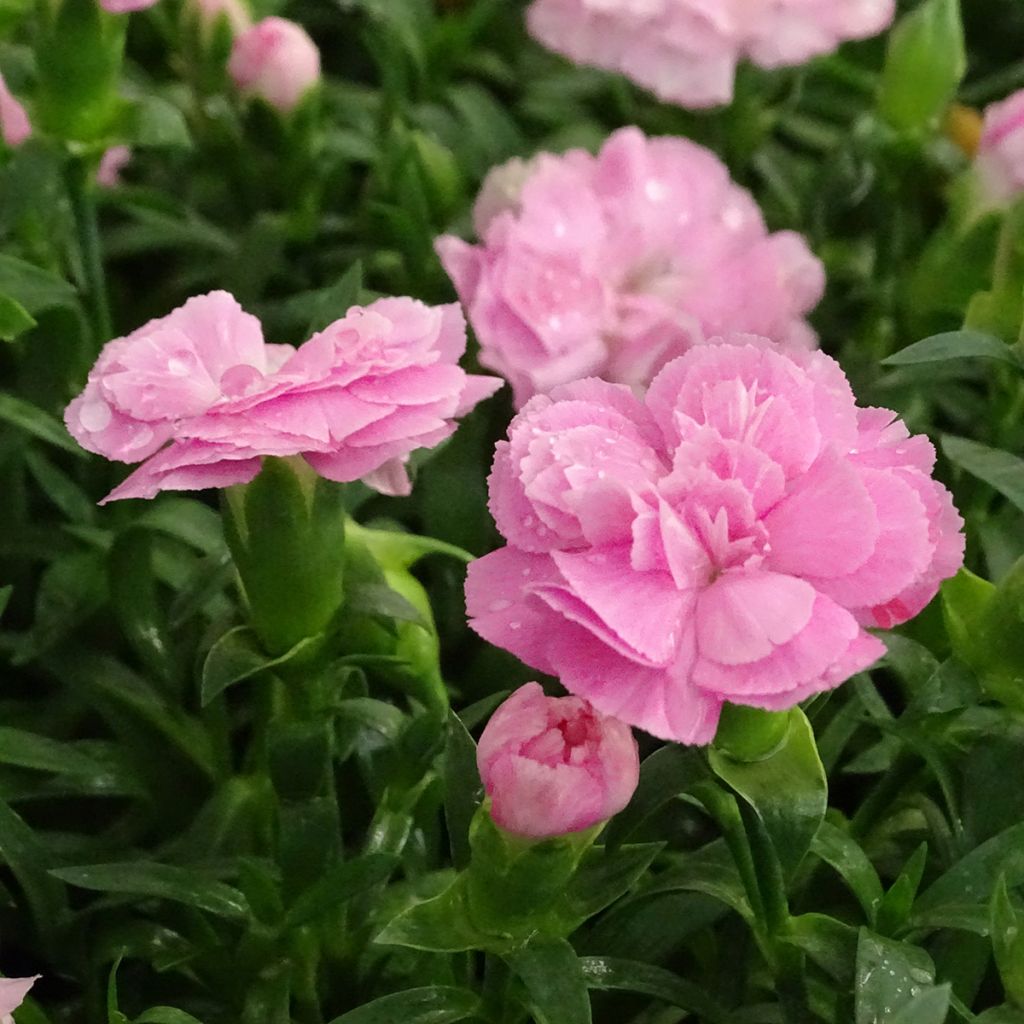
[467,338,964,747]
[975,90,1024,204]
[438,128,825,408]
[476,682,639,839]
[64,292,501,503]
[526,0,895,108]
[0,976,36,1023]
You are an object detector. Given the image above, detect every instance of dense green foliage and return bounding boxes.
[2,0,1024,1022]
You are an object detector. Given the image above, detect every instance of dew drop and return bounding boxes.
[489,599,512,613]
[79,399,112,432]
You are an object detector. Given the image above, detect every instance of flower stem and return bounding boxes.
[67,155,112,343]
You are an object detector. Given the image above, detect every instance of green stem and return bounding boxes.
[67,156,112,343]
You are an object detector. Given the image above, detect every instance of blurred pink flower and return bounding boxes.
[100,0,160,11]
[0,976,38,1024]
[437,128,824,407]
[64,291,501,502]
[0,73,30,148]
[466,338,964,744]
[97,145,131,188]
[228,16,320,113]
[526,0,894,108]
[976,90,1024,204]
[477,682,639,839]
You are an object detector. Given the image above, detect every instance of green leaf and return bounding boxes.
[943,436,1024,514]
[0,254,78,314]
[579,956,727,1022]
[884,331,1022,369]
[305,262,363,336]
[0,293,36,340]
[444,710,480,870]
[992,877,1024,1007]
[109,528,176,687]
[0,394,86,455]
[375,875,495,953]
[346,581,428,629]
[286,853,398,928]
[325,987,479,1024]
[560,844,663,928]
[605,745,708,848]
[708,708,827,876]
[108,957,129,1024]
[24,450,96,524]
[915,822,1024,934]
[785,914,858,985]
[51,861,250,920]
[135,1010,208,1024]
[811,821,884,923]
[508,936,591,1024]
[200,626,323,706]
[879,0,965,132]
[890,986,953,1024]
[0,584,11,620]
[877,844,929,936]
[855,930,936,1024]
[120,95,191,149]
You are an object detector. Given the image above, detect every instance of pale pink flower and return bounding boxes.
[0,976,38,1024]
[526,0,895,108]
[477,683,639,839]
[0,74,30,148]
[437,128,824,407]
[64,291,501,502]
[975,90,1024,204]
[228,16,320,113]
[97,146,131,188]
[466,338,964,744]
[101,0,160,11]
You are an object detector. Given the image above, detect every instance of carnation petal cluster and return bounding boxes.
[437,128,825,408]
[229,16,320,113]
[466,338,964,744]
[65,291,501,502]
[526,0,895,108]
[477,682,639,839]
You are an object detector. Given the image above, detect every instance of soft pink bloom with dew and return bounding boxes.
[0,976,38,1024]
[101,0,160,11]
[437,128,824,407]
[477,683,639,839]
[467,338,964,744]
[64,291,501,502]
[228,17,320,113]
[526,0,894,108]
[0,74,30,148]
[97,146,131,188]
[975,90,1024,204]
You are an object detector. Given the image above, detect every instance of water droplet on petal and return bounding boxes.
[79,399,112,432]
[489,599,513,613]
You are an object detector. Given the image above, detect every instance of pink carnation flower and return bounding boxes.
[466,338,964,744]
[0,73,30,148]
[64,291,501,503]
[975,90,1024,204]
[0,976,38,1024]
[437,128,824,407]
[477,683,639,839]
[526,0,895,108]
[228,16,321,113]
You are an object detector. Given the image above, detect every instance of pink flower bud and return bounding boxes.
[0,976,38,1024]
[976,90,1024,204]
[476,683,640,839]
[97,145,131,188]
[0,73,30,148]
[228,16,321,113]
